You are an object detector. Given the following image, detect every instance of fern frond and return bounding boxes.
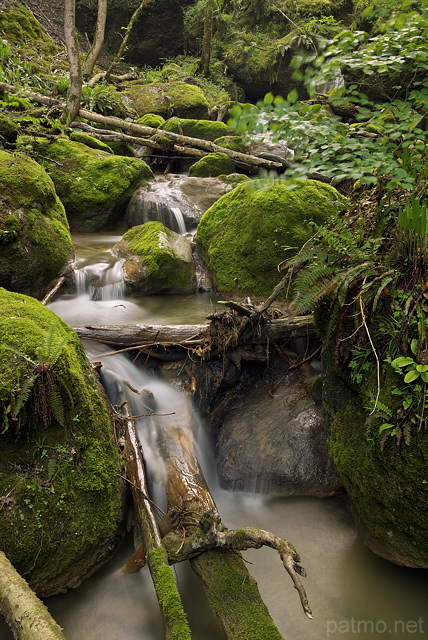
[47,378,65,426]
[12,374,37,419]
[40,323,69,365]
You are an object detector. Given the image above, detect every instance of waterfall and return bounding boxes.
[74,259,127,301]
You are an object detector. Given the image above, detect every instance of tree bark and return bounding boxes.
[200,0,214,77]
[82,0,108,77]
[63,0,82,123]
[0,551,67,640]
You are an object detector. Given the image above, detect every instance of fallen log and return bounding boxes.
[116,383,192,640]
[74,315,315,351]
[0,550,67,640]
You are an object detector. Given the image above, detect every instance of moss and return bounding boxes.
[162,117,232,142]
[120,221,194,292]
[69,132,113,153]
[0,113,18,145]
[218,173,251,187]
[21,135,154,231]
[213,135,247,152]
[0,5,56,53]
[147,548,191,640]
[0,289,123,594]
[124,81,209,119]
[0,149,73,297]
[189,152,236,178]
[136,113,166,128]
[191,550,283,639]
[196,178,347,296]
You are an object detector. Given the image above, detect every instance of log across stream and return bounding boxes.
[2,232,427,639]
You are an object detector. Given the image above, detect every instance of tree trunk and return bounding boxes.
[82,0,108,77]
[0,551,67,640]
[63,0,82,123]
[199,0,214,77]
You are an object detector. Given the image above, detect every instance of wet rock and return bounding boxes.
[216,370,341,496]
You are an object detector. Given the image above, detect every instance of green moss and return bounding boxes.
[213,135,247,152]
[0,113,18,145]
[122,222,194,291]
[147,548,191,640]
[0,289,123,593]
[124,81,209,119]
[0,5,56,52]
[191,550,283,639]
[69,132,113,153]
[218,173,251,187]
[0,149,73,297]
[189,152,236,178]
[162,117,232,142]
[136,113,166,128]
[196,178,347,296]
[21,136,154,231]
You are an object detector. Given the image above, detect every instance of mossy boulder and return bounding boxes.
[136,113,166,128]
[189,152,236,178]
[322,353,428,568]
[124,81,209,119]
[0,113,19,146]
[113,221,196,294]
[0,4,56,54]
[196,178,347,296]
[0,150,73,299]
[213,135,247,153]
[162,117,232,142]
[22,136,154,231]
[0,289,125,596]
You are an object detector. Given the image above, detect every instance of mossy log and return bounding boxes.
[117,385,191,640]
[0,550,67,640]
[155,417,311,639]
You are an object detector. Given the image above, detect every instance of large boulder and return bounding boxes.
[22,136,154,231]
[113,221,196,294]
[124,82,209,119]
[0,289,125,596]
[188,152,236,178]
[0,150,73,299]
[162,117,232,142]
[196,178,347,296]
[217,369,340,496]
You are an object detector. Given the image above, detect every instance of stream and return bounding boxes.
[1,230,428,640]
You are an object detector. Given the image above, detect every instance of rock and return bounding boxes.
[70,131,113,153]
[217,369,340,496]
[20,135,154,231]
[196,178,348,296]
[188,152,236,178]
[136,113,166,128]
[162,117,232,142]
[0,150,73,299]
[126,173,240,232]
[0,289,125,597]
[124,81,209,119]
[0,113,18,145]
[113,221,196,294]
[213,135,247,153]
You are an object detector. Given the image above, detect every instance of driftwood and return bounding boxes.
[0,551,67,640]
[74,315,314,352]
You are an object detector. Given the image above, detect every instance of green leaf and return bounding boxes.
[391,356,415,367]
[404,369,420,383]
[379,423,394,433]
[415,365,428,372]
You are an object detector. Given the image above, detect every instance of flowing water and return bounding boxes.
[1,232,428,640]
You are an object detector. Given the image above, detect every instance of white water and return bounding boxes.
[1,232,427,640]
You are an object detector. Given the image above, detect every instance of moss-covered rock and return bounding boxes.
[323,352,428,568]
[0,113,19,146]
[0,289,124,596]
[0,150,73,299]
[21,135,154,231]
[124,81,209,119]
[189,152,236,178]
[162,117,232,142]
[69,132,113,153]
[196,178,347,296]
[213,135,247,153]
[0,4,56,53]
[136,113,166,128]
[113,221,196,294]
